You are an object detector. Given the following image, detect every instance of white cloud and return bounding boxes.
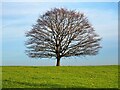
[76,8,118,39]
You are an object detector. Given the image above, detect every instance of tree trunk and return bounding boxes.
[56,57,60,66]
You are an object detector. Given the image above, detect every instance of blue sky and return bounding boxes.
[2,2,118,66]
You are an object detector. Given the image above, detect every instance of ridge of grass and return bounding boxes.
[1,65,118,88]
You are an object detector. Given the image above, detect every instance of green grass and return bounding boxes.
[2,65,118,88]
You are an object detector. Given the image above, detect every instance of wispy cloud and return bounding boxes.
[3,2,118,39]
[80,8,118,39]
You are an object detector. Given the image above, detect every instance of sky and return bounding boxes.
[1,2,118,66]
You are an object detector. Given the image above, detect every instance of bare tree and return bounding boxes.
[25,8,101,66]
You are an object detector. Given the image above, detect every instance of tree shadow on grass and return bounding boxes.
[2,80,119,90]
[2,79,85,89]
[3,79,61,88]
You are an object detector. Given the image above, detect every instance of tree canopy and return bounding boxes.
[25,8,101,66]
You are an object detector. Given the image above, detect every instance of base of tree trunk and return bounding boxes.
[56,58,60,66]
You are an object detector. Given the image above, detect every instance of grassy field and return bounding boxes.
[2,65,118,88]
